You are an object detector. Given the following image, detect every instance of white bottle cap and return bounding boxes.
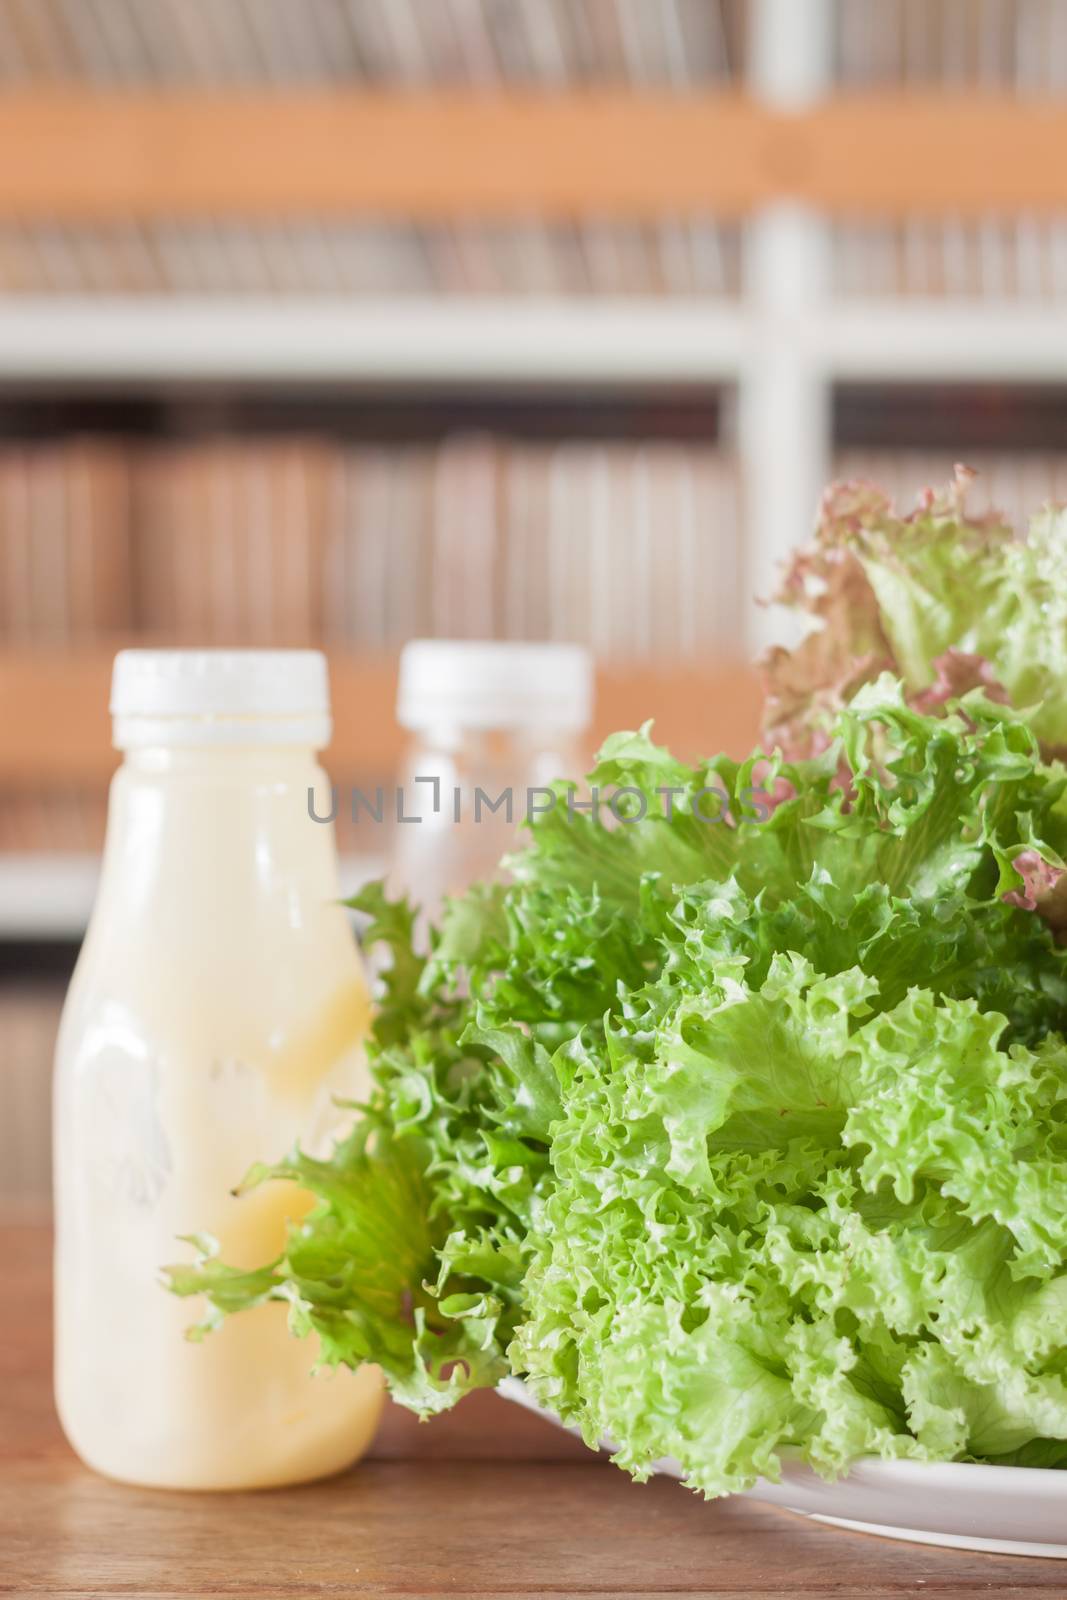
[111,650,332,748]
[396,640,594,734]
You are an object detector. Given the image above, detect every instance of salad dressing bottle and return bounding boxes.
[53,651,383,1489]
[391,639,594,918]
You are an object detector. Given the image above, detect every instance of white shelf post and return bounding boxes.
[741,0,834,653]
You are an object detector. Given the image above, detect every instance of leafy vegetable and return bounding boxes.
[763,468,1067,759]
[169,663,1067,1493]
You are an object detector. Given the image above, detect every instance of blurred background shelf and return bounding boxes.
[0,300,748,382]
[5,300,1067,382]
[0,853,101,940]
[4,88,1067,216]
[818,305,1067,379]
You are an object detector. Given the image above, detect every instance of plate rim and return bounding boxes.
[497,1375,1067,1496]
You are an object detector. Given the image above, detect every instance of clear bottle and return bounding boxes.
[390,640,594,920]
[54,651,384,1490]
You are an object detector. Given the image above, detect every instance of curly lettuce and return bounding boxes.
[762,468,1067,759]
[169,680,1067,1493]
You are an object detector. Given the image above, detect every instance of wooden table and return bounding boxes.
[3,1224,1060,1598]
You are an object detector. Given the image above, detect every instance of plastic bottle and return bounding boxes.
[54,650,383,1489]
[390,639,594,919]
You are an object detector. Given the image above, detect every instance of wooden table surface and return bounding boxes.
[3,1223,1062,1599]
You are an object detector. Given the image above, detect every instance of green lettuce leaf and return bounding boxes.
[167,678,1067,1492]
[763,470,1067,758]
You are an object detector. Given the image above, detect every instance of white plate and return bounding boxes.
[498,1377,1067,1558]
